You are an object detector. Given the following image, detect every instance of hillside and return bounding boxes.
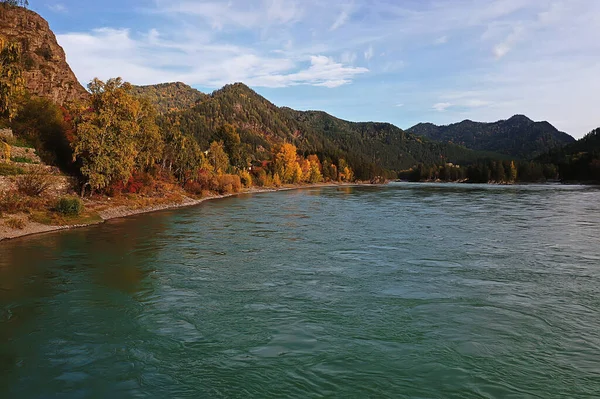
[408,115,575,160]
[131,82,208,114]
[537,127,600,182]
[0,5,88,105]
[287,109,506,172]
[161,83,501,179]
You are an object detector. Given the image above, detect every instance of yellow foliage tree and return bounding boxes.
[72,77,162,192]
[208,141,230,175]
[1,140,9,160]
[273,173,282,187]
[274,143,299,184]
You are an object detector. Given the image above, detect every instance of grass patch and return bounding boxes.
[5,217,25,229]
[11,156,38,164]
[29,209,102,226]
[12,138,34,148]
[0,163,25,176]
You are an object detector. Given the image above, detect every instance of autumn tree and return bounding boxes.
[72,78,162,192]
[307,155,323,183]
[0,37,24,122]
[274,143,299,184]
[217,123,245,169]
[162,128,203,183]
[508,161,518,182]
[338,158,354,182]
[207,140,230,175]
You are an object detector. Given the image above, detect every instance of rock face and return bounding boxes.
[0,128,13,142]
[0,6,88,105]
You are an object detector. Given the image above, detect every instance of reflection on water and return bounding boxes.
[1,183,600,398]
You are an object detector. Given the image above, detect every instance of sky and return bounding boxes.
[33,0,600,138]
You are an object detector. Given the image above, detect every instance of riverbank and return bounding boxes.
[0,182,357,242]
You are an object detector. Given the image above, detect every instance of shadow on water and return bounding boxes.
[0,213,171,393]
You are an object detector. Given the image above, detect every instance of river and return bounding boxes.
[1,183,600,398]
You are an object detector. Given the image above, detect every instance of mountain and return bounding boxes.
[408,115,575,160]
[537,127,600,182]
[131,82,208,114]
[161,83,504,179]
[0,5,88,105]
[160,82,342,162]
[285,109,506,171]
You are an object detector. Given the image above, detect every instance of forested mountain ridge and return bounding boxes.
[286,109,508,172]
[130,82,208,114]
[408,115,575,160]
[0,5,88,105]
[537,127,600,182]
[159,82,341,162]
[159,82,504,179]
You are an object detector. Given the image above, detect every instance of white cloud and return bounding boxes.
[330,11,349,31]
[434,35,448,45]
[340,51,357,64]
[396,103,404,107]
[57,29,367,89]
[364,45,374,61]
[493,26,524,59]
[47,3,67,13]
[154,0,303,30]
[433,102,452,112]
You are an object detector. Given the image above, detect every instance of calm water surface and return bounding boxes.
[1,183,600,398]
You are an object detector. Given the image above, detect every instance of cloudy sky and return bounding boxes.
[36,0,600,138]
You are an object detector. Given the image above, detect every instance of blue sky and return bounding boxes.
[34,0,600,138]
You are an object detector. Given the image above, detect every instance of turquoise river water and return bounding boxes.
[1,183,600,398]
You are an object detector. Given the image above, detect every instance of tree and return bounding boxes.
[509,161,518,182]
[208,141,230,175]
[72,78,162,192]
[12,96,73,170]
[217,123,244,169]
[1,1,29,8]
[0,36,24,121]
[162,128,203,183]
[273,143,299,183]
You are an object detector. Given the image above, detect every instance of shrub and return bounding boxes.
[0,163,24,175]
[11,156,37,164]
[216,174,242,194]
[5,217,25,230]
[238,170,253,187]
[183,181,204,196]
[273,173,282,187]
[0,190,39,214]
[55,196,83,216]
[16,170,53,196]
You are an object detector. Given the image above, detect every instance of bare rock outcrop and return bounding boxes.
[0,6,88,105]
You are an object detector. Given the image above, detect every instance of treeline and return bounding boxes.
[287,109,508,177]
[4,77,354,197]
[537,128,600,183]
[400,160,558,183]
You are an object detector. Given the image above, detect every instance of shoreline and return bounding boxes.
[0,183,357,242]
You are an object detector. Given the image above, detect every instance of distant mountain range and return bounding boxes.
[408,115,575,160]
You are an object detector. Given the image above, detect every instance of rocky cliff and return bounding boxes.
[0,6,88,105]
